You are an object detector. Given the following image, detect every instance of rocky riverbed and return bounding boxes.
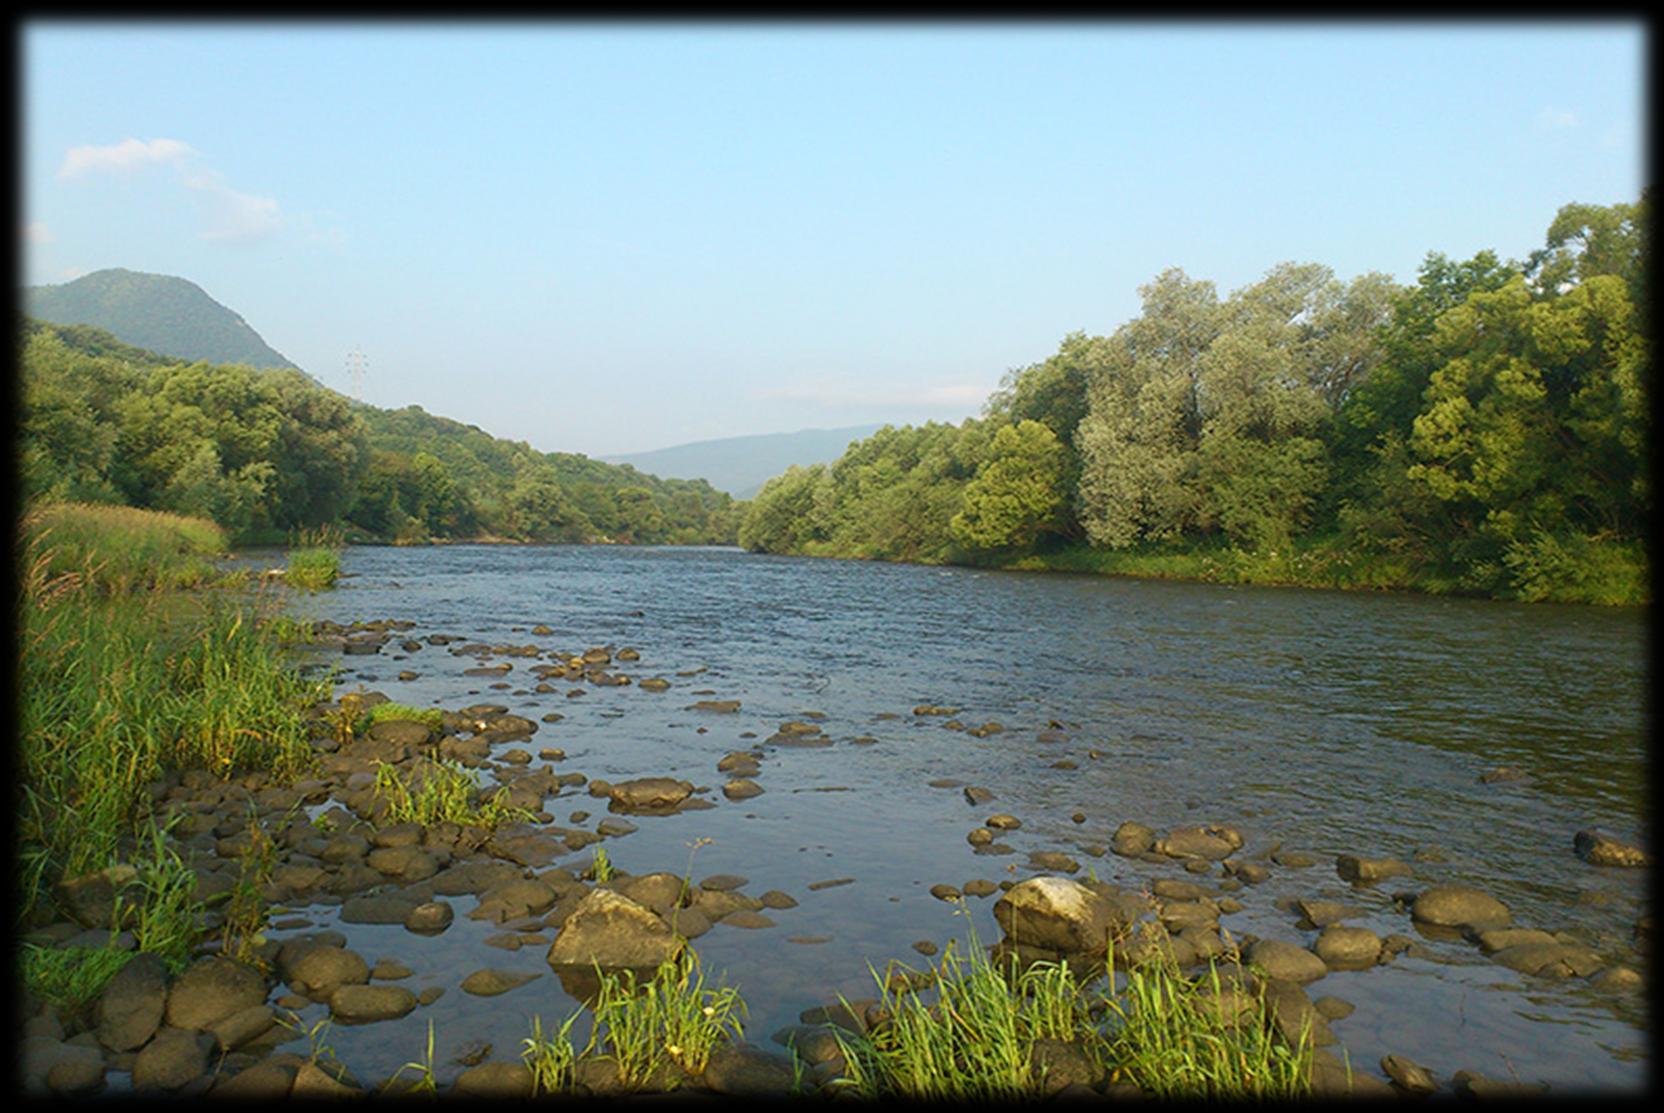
[18,606,1651,1098]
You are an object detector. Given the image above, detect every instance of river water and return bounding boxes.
[262,543,1648,1093]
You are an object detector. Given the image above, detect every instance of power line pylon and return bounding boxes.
[346,347,368,401]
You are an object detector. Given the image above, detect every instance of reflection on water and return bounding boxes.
[250,544,1647,1092]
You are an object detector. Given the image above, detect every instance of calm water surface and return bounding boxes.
[256,544,1647,1093]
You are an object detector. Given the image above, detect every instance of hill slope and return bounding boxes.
[24,267,300,370]
[604,424,886,499]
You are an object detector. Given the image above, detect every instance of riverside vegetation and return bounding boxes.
[738,197,1650,605]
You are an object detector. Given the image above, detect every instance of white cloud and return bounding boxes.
[1536,108,1579,130]
[56,136,283,244]
[22,221,53,244]
[58,137,194,179]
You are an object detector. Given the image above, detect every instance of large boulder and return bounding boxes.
[1154,827,1238,861]
[992,876,1132,955]
[283,945,370,999]
[131,1028,214,1091]
[329,984,417,1023]
[1245,938,1328,984]
[607,777,694,812]
[1410,885,1511,932]
[546,888,681,969]
[95,952,168,1052]
[53,864,140,929]
[164,956,267,1032]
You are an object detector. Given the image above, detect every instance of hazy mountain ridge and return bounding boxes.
[604,424,887,498]
[24,267,300,372]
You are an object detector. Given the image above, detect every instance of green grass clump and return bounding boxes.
[284,525,344,591]
[371,757,533,829]
[1104,944,1313,1099]
[828,936,1103,1101]
[356,702,446,736]
[520,951,745,1094]
[826,914,1313,1101]
[21,502,227,594]
[522,1012,583,1094]
[122,822,207,972]
[20,943,135,1017]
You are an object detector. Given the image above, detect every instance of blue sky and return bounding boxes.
[21,21,1647,458]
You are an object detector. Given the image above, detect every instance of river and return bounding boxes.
[262,543,1648,1093]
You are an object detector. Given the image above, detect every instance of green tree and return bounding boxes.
[508,465,590,542]
[950,420,1067,550]
[1075,269,1223,547]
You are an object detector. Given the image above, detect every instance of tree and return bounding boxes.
[950,420,1067,550]
[737,465,831,553]
[1075,268,1222,548]
[508,465,590,542]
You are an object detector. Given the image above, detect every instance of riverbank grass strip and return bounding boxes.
[21,501,227,594]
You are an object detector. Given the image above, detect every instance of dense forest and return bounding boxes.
[739,198,1650,604]
[17,318,739,546]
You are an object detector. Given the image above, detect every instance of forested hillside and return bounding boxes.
[739,198,1650,604]
[18,320,739,546]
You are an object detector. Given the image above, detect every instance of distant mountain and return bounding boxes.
[604,424,887,499]
[24,268,300,371]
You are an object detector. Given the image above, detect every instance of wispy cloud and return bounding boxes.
[181,168,282,243]
[1536,107,1579,130]
[22,221,53,244]
[58,137,195,178]
[57,136,283,244]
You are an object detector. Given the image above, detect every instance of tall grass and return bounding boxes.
[826,914,1313,1101]
[1104,944,1313,1099]
[828,932,1102,1100]
[285,525,344,591]
[371,757,533,829]
[17,503,328,927]
[587,950,746,1081]
[20,501,227,593]
[19,943,134,1017]
[522,1012,583,1094]
[521,951,745,1093]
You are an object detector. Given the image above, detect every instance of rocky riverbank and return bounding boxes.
[18,619,1651,1098]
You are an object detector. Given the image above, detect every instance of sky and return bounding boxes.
[20,20,1648,458]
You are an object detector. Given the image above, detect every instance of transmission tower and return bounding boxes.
[346,347,368,401]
